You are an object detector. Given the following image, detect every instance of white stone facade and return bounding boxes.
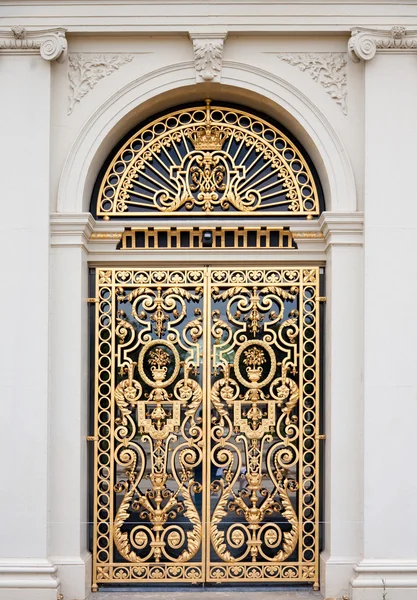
[0,2,416,599]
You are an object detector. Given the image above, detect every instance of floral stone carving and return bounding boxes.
[277,52,347,115]
[190,33,226,82]
[68,53,133,115]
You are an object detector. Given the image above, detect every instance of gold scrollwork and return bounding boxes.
[208,267,319,584]
[96,101,320,219]
[92,267,320,587]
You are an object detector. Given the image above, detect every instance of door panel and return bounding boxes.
[92,266,320,589]
[207,268,319,583]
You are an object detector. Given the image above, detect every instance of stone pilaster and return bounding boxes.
[349,26,417,600]
[0,26,67,600]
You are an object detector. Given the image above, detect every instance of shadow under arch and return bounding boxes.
[57,60,356,215]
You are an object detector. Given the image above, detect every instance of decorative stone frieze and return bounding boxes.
[68,53,133,115]
[349,26,417,62]
[189,32,227,82]
[0,26,67,62]
[277,52,347,115]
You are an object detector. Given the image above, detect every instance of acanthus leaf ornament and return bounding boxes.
[0,26,67,62]
[68,53,133,115]
[277,53,347,115]
[348,26,417,62]
[190,33,227,82]
[11,26,25,40]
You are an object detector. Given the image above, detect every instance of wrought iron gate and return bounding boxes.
[91,266,320,589]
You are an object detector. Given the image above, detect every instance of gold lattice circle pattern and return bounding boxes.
[92,266,320,588]
[96,101,320,219]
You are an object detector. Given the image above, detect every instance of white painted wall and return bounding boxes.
[320,214,364,599]
[49,239,90,600]
[1,3,417,599]
[0,54,59,599]
[351,51,417,600]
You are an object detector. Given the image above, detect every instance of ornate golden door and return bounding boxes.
[92,265,321,590]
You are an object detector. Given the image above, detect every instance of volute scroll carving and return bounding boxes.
[349,26,417,62]
[0,26,67,62]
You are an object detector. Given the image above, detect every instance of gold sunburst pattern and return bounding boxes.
[96,101,320,219]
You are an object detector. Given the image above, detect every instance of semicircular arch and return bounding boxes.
[93,99,324,220]
[57,61,356,215]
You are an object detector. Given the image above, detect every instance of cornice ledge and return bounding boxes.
[50,212,95,248]
[0,26,67,62]
[189,31,227,83]
[319,211,364,248]
[349,27,417,62]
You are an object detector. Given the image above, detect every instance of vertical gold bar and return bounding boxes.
[298,270,304,570]
[92,269,99,592]
[109,269,115,567]
[203,267,211,581]
[314,267,321,590]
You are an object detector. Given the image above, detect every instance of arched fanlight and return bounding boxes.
[94,100,322,220]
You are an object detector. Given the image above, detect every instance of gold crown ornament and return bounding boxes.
[187,99,227,151]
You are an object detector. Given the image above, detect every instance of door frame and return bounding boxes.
[89,262,323,590]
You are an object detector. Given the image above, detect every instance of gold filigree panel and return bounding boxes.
[207,268,319,583]
[95,101,320,219]
[92,267,320,589]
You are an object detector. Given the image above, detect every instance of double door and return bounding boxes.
[92,266,320,589]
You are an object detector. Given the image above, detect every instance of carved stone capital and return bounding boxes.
[0,26,67,62]
[348,26,417,62]
[50,213,96,249]
[319,211,364,249]
[189,32,227,82]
